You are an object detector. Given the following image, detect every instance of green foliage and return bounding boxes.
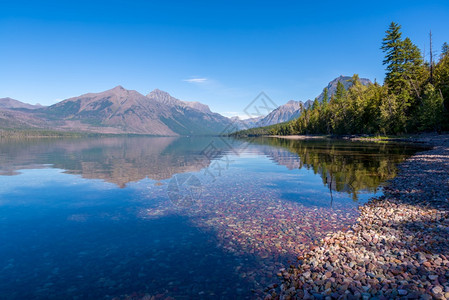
[379,92,404,134]
[435,47,449,112]
[381,22,404,94]
[417,84,446,132]
[233,22,448,137]
[322,88,329,103]
[442,42,449,58]
[380,23,426,132]
[230,122,288,137]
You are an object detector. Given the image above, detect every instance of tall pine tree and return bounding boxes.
[322,88,329,104]
[400,37,425,98]
[381,22,425,132]
[335,81,346,102]
[381,22,403,94]
[442,42,449,58]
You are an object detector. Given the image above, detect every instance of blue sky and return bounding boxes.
[1,0,449,117]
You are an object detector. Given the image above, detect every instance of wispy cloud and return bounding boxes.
[183,77,208,83]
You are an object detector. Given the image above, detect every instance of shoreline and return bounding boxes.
[267,134,449,299]
[267,135,330,140]
[266,133,443,144]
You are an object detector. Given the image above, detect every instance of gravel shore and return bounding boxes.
[267,134,449,300]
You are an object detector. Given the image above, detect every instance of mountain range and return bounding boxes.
[0,86,232,136]
[0,76,372,135]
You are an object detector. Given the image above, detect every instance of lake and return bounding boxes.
[0,136,423,299]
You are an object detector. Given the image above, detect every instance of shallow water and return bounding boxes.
[0,137,423,299]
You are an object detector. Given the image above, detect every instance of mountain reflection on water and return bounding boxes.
[0,137,225,187]
[0,137,424,299]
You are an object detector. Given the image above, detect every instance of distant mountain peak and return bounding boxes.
[0,97,44,110]
[148,88,171,96]
[87,85,131,98]
[256,100,303,127]
[147,89,175,102]
[147,89,212,114]
[317,75,371,102]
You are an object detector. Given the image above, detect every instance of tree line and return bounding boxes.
[236,22,449,136]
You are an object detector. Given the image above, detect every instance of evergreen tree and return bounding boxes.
[363,83,384,133]
[320,88,330,133]
[335,81,346,102]
[322,88,329,104]
[442,42,449,58]
[401,37,425,98]
[347,74,369,133]
[328,81,346,133]
[418,84,445,132]
[312,98,319,109]
[382,25,424,99]
[434,47,449,112]
[379,92,402,134]
[348,74,360,86]
[381,22,403,93]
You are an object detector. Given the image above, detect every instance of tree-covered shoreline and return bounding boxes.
[233,22,449,137]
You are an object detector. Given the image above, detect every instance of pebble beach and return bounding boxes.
[268,134,449,300]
